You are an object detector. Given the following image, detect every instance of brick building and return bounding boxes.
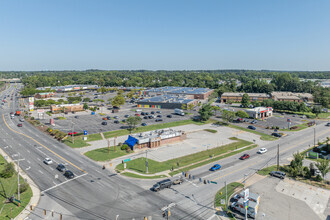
[50,104,83,113]
[220,93,270,103]
[145,86,214,100]
[271,92,313,103]
[137,94,198,109]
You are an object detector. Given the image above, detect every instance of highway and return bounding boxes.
[0,84,329,220]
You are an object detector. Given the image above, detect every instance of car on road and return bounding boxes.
[43,158,53,165]
[101,121,107,125]
[19,118,25,122]
[269,171,286,179]
[258,148,267,154]
[272,133,282,137]
[141,123,147,126]
[240,154,250,160]
[74,116,79,119]
[248,125,256,130]
[155,119,163,122]
[326,122,330,127]
[172,177,184,185]
[209,164,221,171]
[250,120,257,124]
[167,115,172,118]
[64,170,74,179]
[56,164,66,172]
[17,123,22,127]
[151,179,172,192]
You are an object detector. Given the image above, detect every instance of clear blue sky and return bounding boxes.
[1,0,329,71]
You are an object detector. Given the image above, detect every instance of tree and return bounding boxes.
[241,93,250,108]
[111,95,125,108]
[181,104,187,110]
[236,110,249,118]
[198,104,213,121]
[222,110,235,123]
[290,151,304,176]
[187,103,194,113]
[83,103,89,110]
[83,97,90,102]
[211,106,221,116]
[315,160,330,183]
[312,106,322,117]
[126,116,142,133]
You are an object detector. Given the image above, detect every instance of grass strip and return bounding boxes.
[204,129,217,133]
[121,172,167,179]
[214,182,244,207]
[84,146,129,161]
[279,123,309,132]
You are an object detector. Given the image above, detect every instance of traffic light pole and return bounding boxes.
[146,150,148,174]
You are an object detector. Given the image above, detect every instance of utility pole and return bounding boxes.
[225,181,227,212]
[314,128,316,147]
[72,119,74,144]
[107,139,110,154]
[114,137,117,152]
[277,144,280,171]
[146,150,148,174]
[17,153,20,200]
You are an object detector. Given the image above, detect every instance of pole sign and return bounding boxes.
[84,130,87,135]
[243,188,249,201]
[123,158,131,163]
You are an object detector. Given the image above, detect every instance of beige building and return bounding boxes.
[50,104,83,113]
[271,92,313,103]
[220,93,270,103]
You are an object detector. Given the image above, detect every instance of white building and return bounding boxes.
[245,107,273,119]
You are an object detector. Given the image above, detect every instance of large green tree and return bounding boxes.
[241,93,250,108]
[111,95,125,108]
[222,110,235,123]
[198,104,213,121]
[126,116,142,133]
[315,160,330,183]
[236,110,249,118]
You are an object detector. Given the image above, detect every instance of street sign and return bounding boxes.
[84,130,87,135]
[14,199,21,203]
[123,158,131,163]
[220,199,225,205]
[210,181,218,184]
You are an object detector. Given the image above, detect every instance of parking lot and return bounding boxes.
[40,107,193,134]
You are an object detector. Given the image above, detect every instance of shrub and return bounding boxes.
[17,182,29,194]
[30,117,35,120]
[290,126,298,130]
[204,129,217,133]
[0,162,15,178]
[275,126,279,129]
[126,148,131,153]
[315,174,323,182]
[121,144,129,150]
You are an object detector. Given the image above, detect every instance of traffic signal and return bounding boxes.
[43,210,46,216]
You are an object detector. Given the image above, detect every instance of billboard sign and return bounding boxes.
[28,97,34,111]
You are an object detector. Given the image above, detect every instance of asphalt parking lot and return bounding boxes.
[43,108,193,134]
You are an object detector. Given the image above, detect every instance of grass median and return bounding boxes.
[228,124,277,141]
[279,123,310,132]
[0,155,33,219]
[121,172,167,179]
[63,133,102,148]
[84,146,129,161]
[116,138,253,175]
[215,182,243,208]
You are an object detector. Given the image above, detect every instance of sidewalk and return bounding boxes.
[0,148,40,220]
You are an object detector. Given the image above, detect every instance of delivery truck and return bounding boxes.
[174,108,185,116]
[16,110,21,116]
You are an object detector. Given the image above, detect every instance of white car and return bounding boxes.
[258,148,268,154]
[43,158,53,165]
[19,118,25,122]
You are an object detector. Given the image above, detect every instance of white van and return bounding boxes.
[135,109,142,112]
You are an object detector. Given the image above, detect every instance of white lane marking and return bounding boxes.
[19,143,22,146]
[4,146,8,149]
[53,181,57,185]
[38,170,43,174]
[186,180,199,187]
[27,150,30,153]
[37,158,41,161]
[27,160,31,164]
[12,154,18,157]
[13,158,25,162]
[95,170,101,173]
[26,166,31,171]
[41,173,88,193]
[49,167,54,171]
[53,145,57,148]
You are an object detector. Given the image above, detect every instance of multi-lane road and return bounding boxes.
[0,84,329,220]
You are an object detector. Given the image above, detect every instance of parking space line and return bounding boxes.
[2,114,87,173]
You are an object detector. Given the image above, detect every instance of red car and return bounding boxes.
[68,132,77,135]
[17,124,22,127]
[240,154,250,160]
[135,113,140,116]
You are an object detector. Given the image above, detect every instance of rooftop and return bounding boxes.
[138,94,195,104]
[147,86,213,95]
[221,92,269,98]
[131,128,184,144]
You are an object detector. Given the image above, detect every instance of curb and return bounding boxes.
[0,148,41,220]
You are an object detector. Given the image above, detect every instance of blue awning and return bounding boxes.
[124,135,138,150]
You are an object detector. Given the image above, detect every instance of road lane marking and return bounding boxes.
[37,158,41,161]
[38,170,43,174]
[27,150,30,153]
[27,160,31,164]
[26,166,31,171]
[2,114,86,173]
[41,173,88,193]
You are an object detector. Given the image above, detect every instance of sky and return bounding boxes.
[0,0,330,71]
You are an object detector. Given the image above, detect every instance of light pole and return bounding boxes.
[314,127,316,147]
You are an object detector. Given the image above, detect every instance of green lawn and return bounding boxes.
[228,124,277,141]
[84,146,129,161]
[257,165,279,175]
[204,129,217,133]
[103,119,216,139]
[214,182,244,208]
[0,155,33,219]
[116,138,253,174]
[121,172,167,179]
[63,137,91,148]
[318,112,330,119]
[280,123,310,132]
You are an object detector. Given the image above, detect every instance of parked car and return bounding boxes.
[172,177,184,185]
[156,111,161,114]
[258,148,267,154]
[167,115,172,118]
[56,164,66,172]
[135,113,140,116]
[143,116,148,119]
[148,115,154,119]
[145,112,149,115]
[151,111,155,114]
[155,119,163,122]
[326,122,330,127]
[102,117,108,120]
[141,123,147,126]
[151,179,172,192]
[107,116,111,120]
[124,115,130,118]
[157,115,162,118]
[64,170,75,179]
[114,120,119,124]
[209,164,221,171]
[114,116,119,119]
[250,120,257,124]
[68,132,77,135]
[74,116,79,119]
[240,154,250,160]
[43,158,53,165]
[248,125,256,130]
[122,119,126,123]
[314,169,321,176]
[272,133,282,137]
[17,123,22,127]
[269,171,286,179]
[19,118,25,122]
[141,112,145,115]
[101,121,107,125]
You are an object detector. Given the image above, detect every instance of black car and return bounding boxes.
[124,115,129,118]
[141,112,145,115]
[151,111,155,114]
[114,120,119,124]
[148,115,153,119]
[143,116,148,119]
[248,125,256,130]
[272,133,282,137]
[64,170,74,179]
[101,121,107,125]
[157,115,162,118]
[155,119,163,122]
[122,119,126,123]
[167,115,172,118]
[145,112,149,115]
[56,164,66,172]
[74,116,79,119]
[107,116,111,120]
[156,111,161,113]
[269,171,286,179]
[151,179,172,192]
[141,123,147,126]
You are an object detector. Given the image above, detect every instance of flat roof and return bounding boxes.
[222,92,269,98]
[138,94,194,104]
[147,86,213,95]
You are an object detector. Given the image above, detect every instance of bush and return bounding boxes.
[30,117,35,120]
[17,182,29,193]
[121,144,129,150]
[126,148,131,153]
[290,126,298,130]
[276,126,279,129]
[315,174,323,182]
[0,162,15,178]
